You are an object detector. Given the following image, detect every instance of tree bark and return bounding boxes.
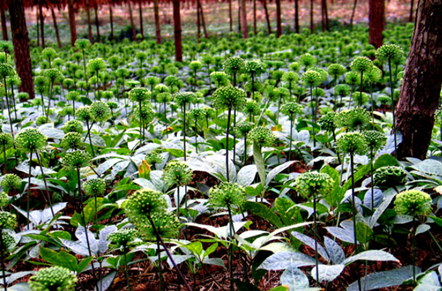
[396,0,442,159]
[369,0,385,48]
[94,2,100,43]
[68,0,77,46]
[294,0,300,33]
[238,0,242,33]
[51,7,61,48]
[153,0,161,43]
[276,0,282,37]
[173,0,182,62]
[39,3,45,48]
[86,0,93,43]
[139,0,144,38]
[228,0,233,31]
[310,0,314,33]
[350,0,358,27]
[0,0,7,40]
[323,0,329,31]
[36,6,40,46]
[262,0,272,34]
[109,5,114,41]
[128,2,136,41]
[241,0,248,38]
[198,0,209,38]
[197,1,201,41]
[253,0,257,34]
[7,0,34,99]
[409,0,414,22]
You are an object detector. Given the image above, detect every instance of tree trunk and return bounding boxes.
[198,0,209,38]
[238,0,242,33]
[68,0,77,46]
[36,6,40,46]
[310,0,314,33]
[276,0,282,37]
[369,0,385,48]
[253,0,257,35]
[173,0,182,62]
[409,0,414,22]
[128,2,136,41]
[294,0,299,33]
[139,1,144,38]
[262,0,272,34]
[350,0,358,27]
[229,0,233,31]
[51,7,61,48]
[0,0,7,40]
[241,0,248,38]
[39,3,45,48]
[86,0,93,43]
[323,0,329,31]
[109,5,114,41]
[94,3,100,43]
[153,0,161,43]
[7,0,35,99]
[197,2,201,41]
[396,0,442,159]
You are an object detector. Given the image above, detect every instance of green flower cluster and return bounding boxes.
[145,151,163,167]
[319,112,336,132]
[1,174,21,192]
[0,63,14,78]
[247,126,276,147]
[87,58,107,73]
[60,132,83,150]
[210,71,230,87]
[351,56,373,73]
[394,190,432,216]
[327,64,346,77]
[376,44,404,63]
[245,60,265,75]
[0,230,15,253]
[336,132,368,155]
[223,56,245,75]
[174,92,197,106]
[62,120,83,134]
[334,108,370,131]
[302,70,322,87]
[62,151,92,169]
[0,192,8,207]
[29,266,77,291]
[209,182,246,208]
[363,130,386,151]
[75,39,91,50]
[334,84,351,97]
[124,189,167,219]
[212,86,247,110]
[374,166,407,187]
[234,121,255,138]
[129,88,151,102]
[133,105,154,123]
[139,212,180,239]
[76,106,92,122]
[83,178,106,197]
[90,101,111,122]
[295,172,334,198]
[242,100,260,116]
[0,211,16,229]
[108,228,138,248]
[43,68,63,82]
[0,133,13,149]
[163,160,193,188]
[15,128,47,153]
[281,102,303,119]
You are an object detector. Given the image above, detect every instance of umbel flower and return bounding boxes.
[83,178,106,197]
[0,192,8,207]
[89,101,111,123]
[319,112,337,132]
[334,108,370,131]
[0,133,13,149]
[60,132,83,150]
[163,160,193,188]
[139,212,180,240]
[62,120,83,134]
[363,130,387,151]
[145,151,163,167]
[247,126,276,148]
[375,44,404,63]
[75,38,91,50]
[108,228,138,248]
[212,86,247,111]
[295,172,334,198]
[129,88,151,103]
[75,106,92,122]
[15,128,47,153]
[133,105,155,123]
[0,230,15,253]
[374,166,407,187]
[29,266,77,291]
[62,151,92,169]
[209,182,246,208]
[351,56,373,73]
[234,121,255,138]
[223,56,246,75]
[124,189,167,221]
[174,92,197,107]
[0,211,16,229]
[336,132,368,155]
[394,190,432,217]
[302,70,322,87]
[1,174,21,192]
[281,102,303,120]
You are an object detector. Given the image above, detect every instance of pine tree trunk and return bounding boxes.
[229,0,233,31]
[39,3,45,48]
[173,0,182,62]
[197,2,201,41]
[310,0,314,33]
[350,0,358,27]
[396,0,442,159]
[276,0,282,37]
[7,0,35,99]
[68,0,77,46]
[241,0,248,38]
[94,3,100,43]
[294,0,300,33]
[128,2,136,41]
[238,0,242,33]
[198,0,209,38]
[323,0,329,30]
[51,7,61,48]
[369,0,385,48]
[86,0,93,43]
[262,0,272,34]
[109,5,114,41]
[139,1,144,38]
[409,0,415,22]
[0,0,7,40]
[153,0,162,43]
[36,6,40,46]
[253,0,257,35]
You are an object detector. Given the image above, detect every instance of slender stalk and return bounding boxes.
[3,77,13,136]
[46,80,53,123]
[86,120,96,158]
[370,148,374,211]
[313,197,319,283]
[350,154,362,291]
[388,59,397,159]
[412,215,416,282]
[157,237,163,291]
[26,152,33,226]
[227,206,235,291]
[36,152,54,216]
[289,117,293,161]
[243,136,247,165]
[226,108,232,182]
[123,245,132,291]
[233,109,236,161]
[0,229,7,291]
[2,145,6,174]
[139,100,143,144]
[10,86,17,121]
[183,105,187,161]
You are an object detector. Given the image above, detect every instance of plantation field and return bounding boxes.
[1,22,442,291]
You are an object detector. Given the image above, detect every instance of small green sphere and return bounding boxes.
[108,228,138,248]
[376,44,404,63]
[209,182,246,208]
[247,126,276,147]
[212,86,247,111]
[62,150,92,169]
[223,56,246,75]
[0,192,8,207]
[374,166,407,187]
[0,211,16,229]
[163,160,193,188]
[62,120,83,134]
[90,101,111,122]
[15,128,47,153]
[124,189,167,220]
[295,172,334,198]
[0,133,13,149]
[83,178,106,197]
[362,130,386,151]
[394,190,432,217]
[351,56,373,73]
[29,266,77,291]
[1,174,22,192]
[129,88,151,103]
[336,132,368,155]
[302,70,322,87]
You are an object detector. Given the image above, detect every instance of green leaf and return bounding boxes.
[275,198,299,226]
[343,250,399,265]
[203,243,218,259]
[82,198,104,225]
[321,165,342,207]
[48,231,71,241]
[356,222,373,244]
[39,247,78,272]
[184,242,203,256]
[269,287,289,291]
[374,154,400,168]
[253,143,266,186]
[429,216,442,228]
[245,184,264,197]
[77,257,94,273]
[165,148,185,158]
[243,201,283,228]
[234,280,262,291]
[312,264,345,282]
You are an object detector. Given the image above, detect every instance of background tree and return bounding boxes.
[241,0,248,38]
[396,0,442,159]
[369,0,385,48]
[68,0,77,45]
[0,0,7,40]
[173,0,182,62]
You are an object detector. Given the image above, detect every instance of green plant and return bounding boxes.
[29,266,77,291]
[174,92,197,160]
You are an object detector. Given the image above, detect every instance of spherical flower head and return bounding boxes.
[107,101,118,110]
[281,102,303,119]
[299,53,317,68]
[90,101,111,123]
[66,91,80,101]
[76,106,92,122]
[75,39,91,50]
[302,70,322,87]
[0,63,14,79]
[124,189,167,220]
[43,68,63,82]
[245,60,265,75]
[334,84,351,97]
[202,107,217,119]
[0,133,13,149]
[377,95,392,105]
[223,56,245,75]
[189,108,204,120]
[394,190,432,217]
[234,121,255,138]
[133,105,154,123]
[1,174,22,192]
[129,88,151,103]
[282,71,299,83]
[0,230,15,253]
[345,71,360,86]
[376,44,404,63]
[29,266,77,291]
[0,192,8,207]
[295,172,334,198]
[62,120,83,134]
[351,56,373,73]
[145,151,163,166]
[242,99,260,116]
[83,178,106,197]
[0,211,16,229]
[328,64,347,77]
[62,150,92,169]
[213,86,247,111]
[374,166,407,187]
[174,92,197,107]
[365,66,382,84]
[36,116,49,126]
[320,112,337,132]
[87,58,107,74]
[108,228,138,248]
[247,126,276,147]
[312,88,325,97]
[139,212,180,240]
[189,61,203,71]
[336,132,368,155]
[210,71,230,85]
[163,160,193,188]
[209,182,246,208]
[353,92,370,106]
[362,130,386,151]
[15,128,47,153]
[334,108,370,131]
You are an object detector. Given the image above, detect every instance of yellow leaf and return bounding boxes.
[434,186,442,195]
[272,124,282,131]
[139,160,151,179]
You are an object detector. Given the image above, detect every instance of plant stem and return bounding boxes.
[157,237,163,291]
[86,120,96,158]
[226,108,232,182]
[227,206,235,291]
[412,215,416,282]
[26,152,33,226]
[3,77,13,136]
[183,105,187,161]
[35,152,54,217]
[123,245,132,291]
[46,80,53,123]
[289,117,293,161]
[370,148,374,211]
[388,59,397,159]
[0,229,7,291]
[350,154,362,291]
[313,196,319,284]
